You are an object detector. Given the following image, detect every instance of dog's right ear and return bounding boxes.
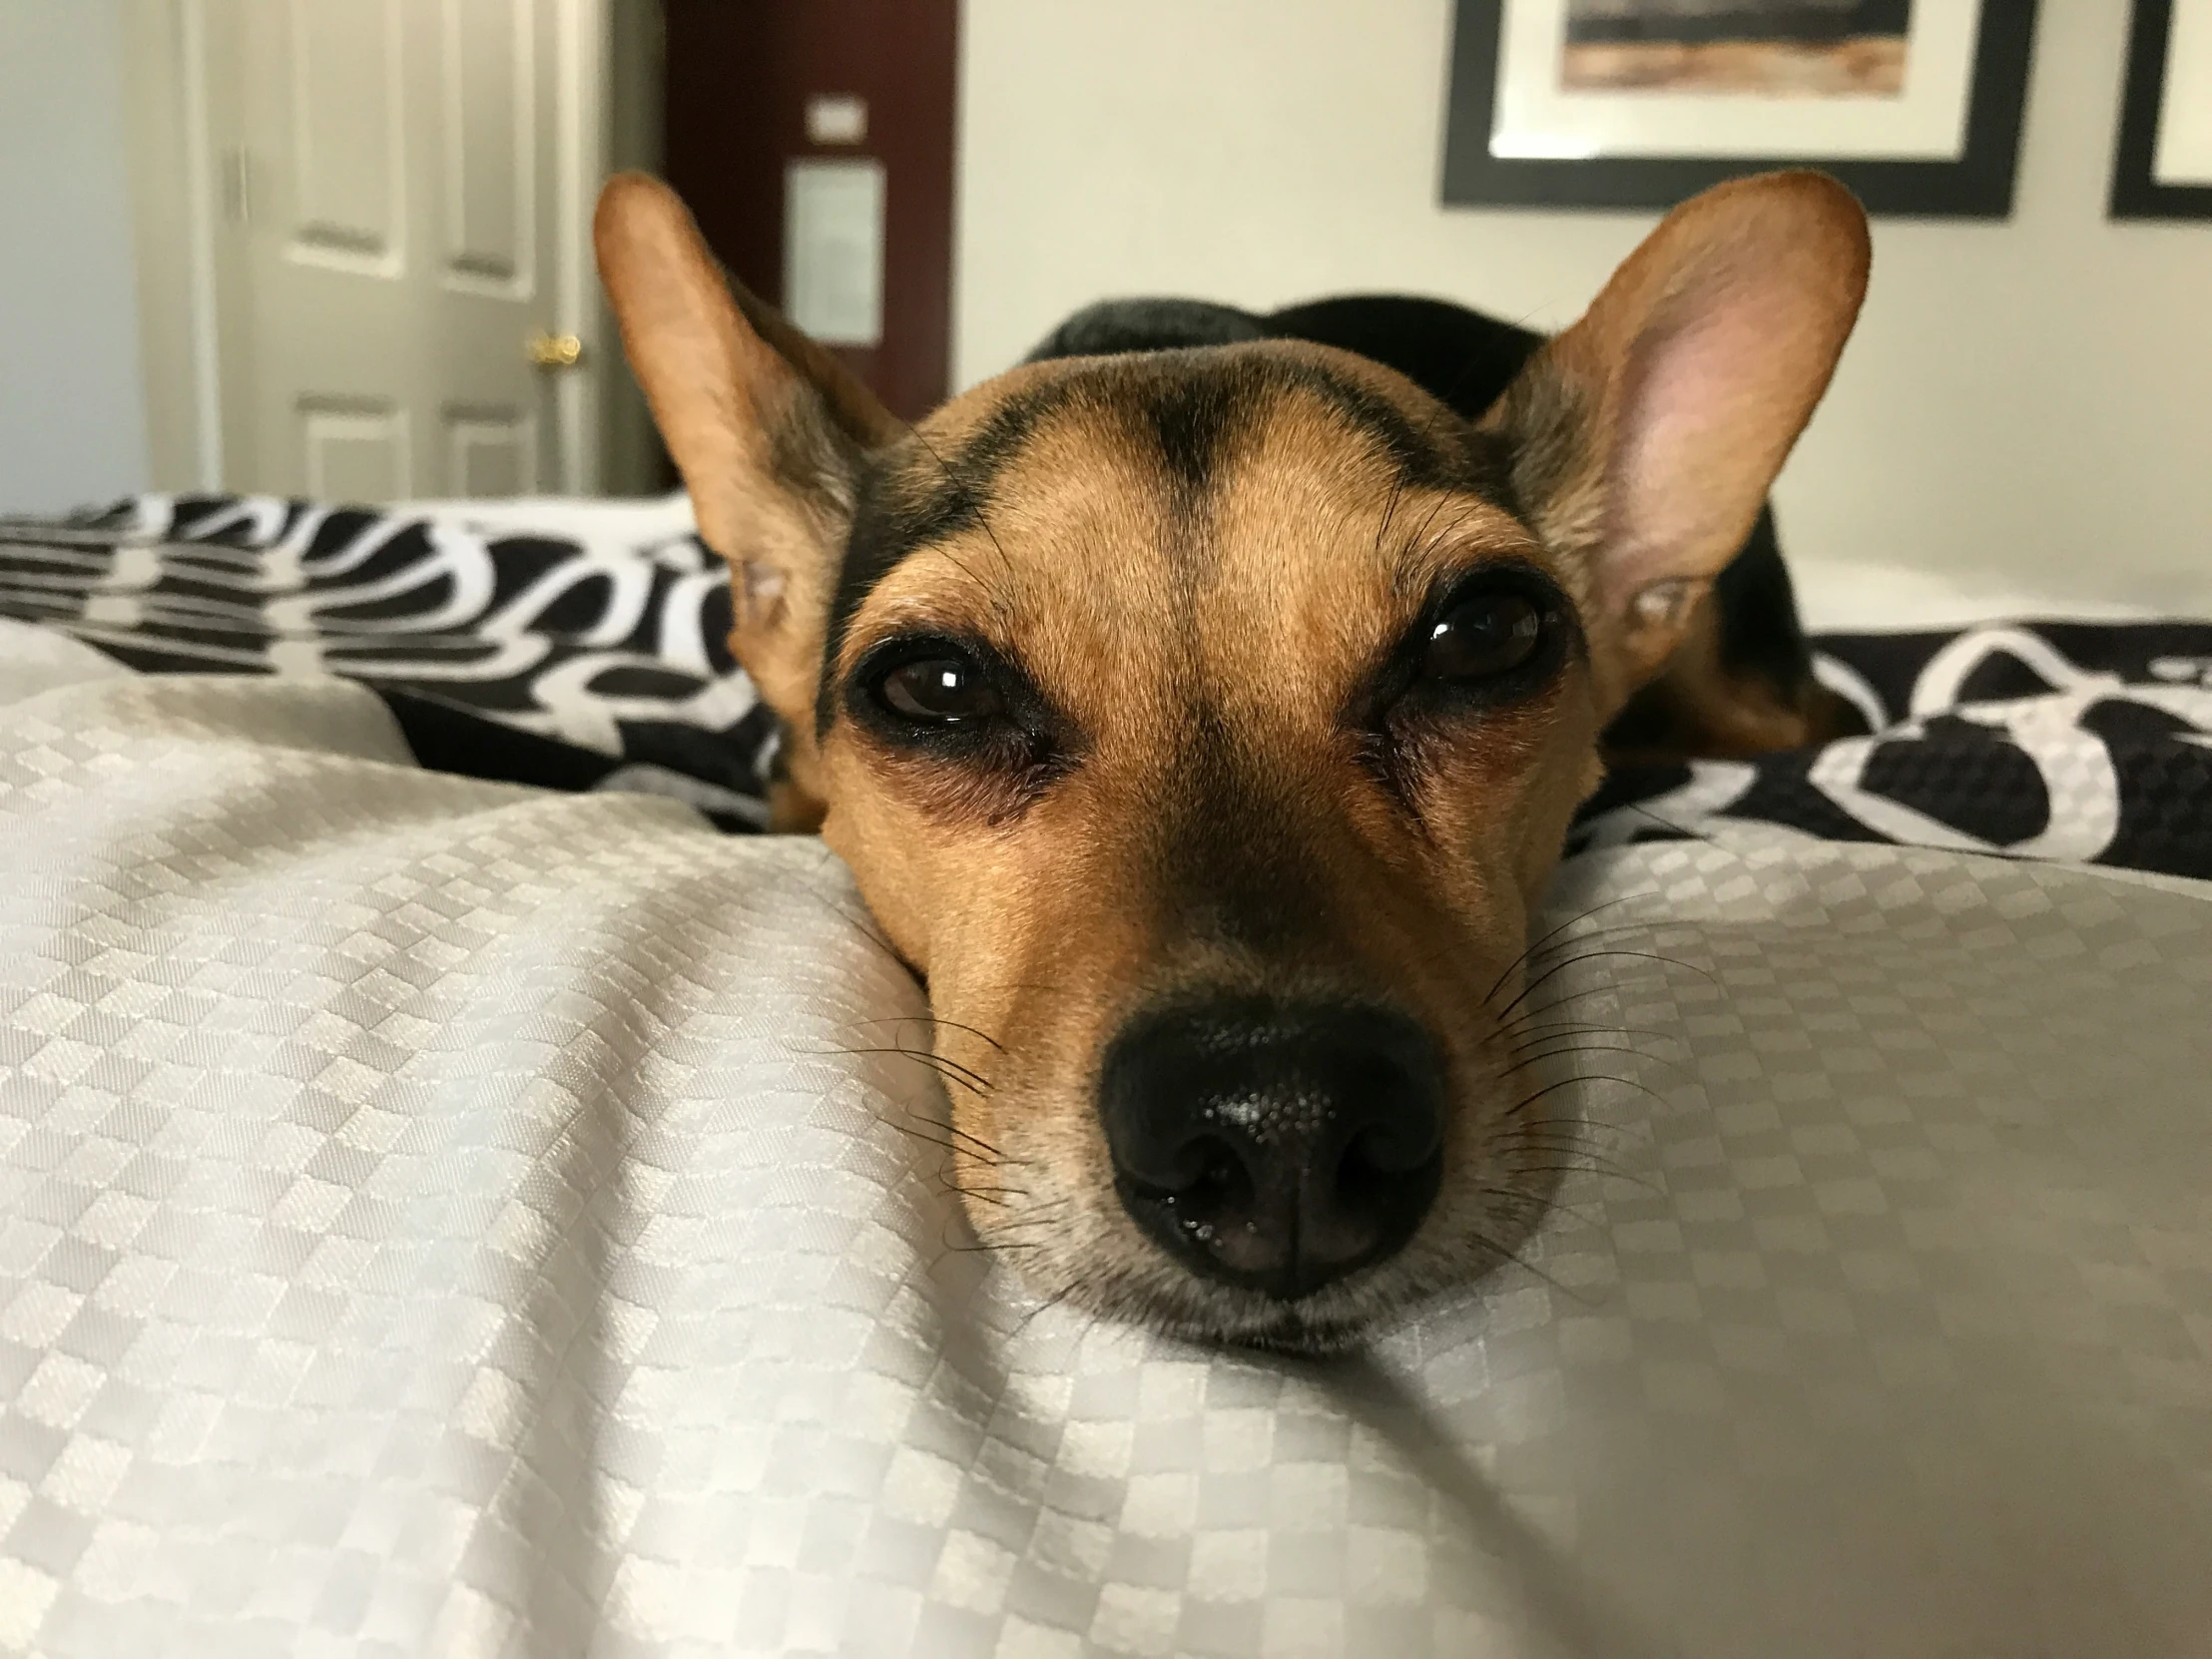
[1482,170,1869,723]
[595,173,900,817]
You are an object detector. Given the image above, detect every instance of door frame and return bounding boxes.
[122,0,617,499]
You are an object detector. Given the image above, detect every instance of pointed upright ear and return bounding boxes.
[1484,171,1870,716]
[594,173,901,813]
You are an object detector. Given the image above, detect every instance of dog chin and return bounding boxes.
[1064,1264,1414,1356]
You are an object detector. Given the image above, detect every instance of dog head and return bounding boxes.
[598,171,1868,1348]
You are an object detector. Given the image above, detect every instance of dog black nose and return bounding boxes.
[1098,996,1445,1301]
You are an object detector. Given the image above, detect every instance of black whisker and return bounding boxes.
[821,1043,994,1100]
[1482,892,1662,1004]
[1503,1019,1686,1046]
[1508,1039,1691,1080]
[944,1185,1019,1210]
[834,1044,997,1095]
[1461,1229,1592,1304]
[848,1011,1008,1055]
[1487,947,1716,1034]
[1372,466,1409,569]
[883,1120,998,1167]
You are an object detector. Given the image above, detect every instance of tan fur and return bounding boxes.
[1607,595,1865,764]
[595,170,1870,1347]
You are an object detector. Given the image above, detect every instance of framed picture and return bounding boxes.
[1441,1,2040,218]
[2111,0,2212,219]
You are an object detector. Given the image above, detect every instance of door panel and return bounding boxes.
[288,0,405,265]
[219,0,567,502]
[441,0,532,295]
[302,406,410,503]
[447,412,536,497]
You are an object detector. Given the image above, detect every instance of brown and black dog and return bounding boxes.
[596,170,1870,1350]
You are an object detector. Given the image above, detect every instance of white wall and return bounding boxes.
[955,0,2212,609]
[0,0,150,515]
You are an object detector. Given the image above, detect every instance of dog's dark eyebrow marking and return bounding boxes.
[817,351,1519,737]
[1274,358,1514,502]
[817,383,1074,730]
[1136,355,1514,505]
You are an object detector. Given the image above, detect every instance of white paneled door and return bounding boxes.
[211,0,580,499]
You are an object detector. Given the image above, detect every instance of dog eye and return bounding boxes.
[1422,592,1543,682]
[874,655,1004,725]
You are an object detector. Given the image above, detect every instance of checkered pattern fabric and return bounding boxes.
[4,620,2211,1657]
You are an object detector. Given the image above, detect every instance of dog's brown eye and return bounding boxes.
[1423,593,1543,682]
[876,656,1003,724]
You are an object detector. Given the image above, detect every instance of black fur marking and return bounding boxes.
[1144,373,1245,495]
[1031,292,1818,712]
[1276,357,1515,505]
[819,384,1077,734]
[1033,302,1519,508]
[1709,507,1815,690]
[1023,297,1269,361]
[1266,294,1542,424]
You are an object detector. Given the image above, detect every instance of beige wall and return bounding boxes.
[954,0,2212,609]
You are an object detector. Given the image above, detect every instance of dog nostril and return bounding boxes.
[1126,1137,1247,1205]
[1125,1142,1201,1196]
[1337,1129,1405,1205]
[1193,1145,1246,1200]
[1345,1111,1439,1177]
[1129,1139,1258,1248]
[1098,995,1446,1303]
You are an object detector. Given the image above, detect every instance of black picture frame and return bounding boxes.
[2110,0,2212,220]
[1441,0,2039,218]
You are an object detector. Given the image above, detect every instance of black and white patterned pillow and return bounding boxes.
[2,493,778,830]
[1580,624,2212,878]
[5,494,2210,877]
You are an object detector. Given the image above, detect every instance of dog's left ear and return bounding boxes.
[595,173,901,820]
[1484,170,1870,715]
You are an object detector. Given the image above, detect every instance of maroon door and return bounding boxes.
[662,0,959,423]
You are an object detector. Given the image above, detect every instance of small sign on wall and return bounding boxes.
[805,95,868,146]
[784,158,885,347]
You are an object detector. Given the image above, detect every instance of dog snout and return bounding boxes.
[1098,996,1445,1302]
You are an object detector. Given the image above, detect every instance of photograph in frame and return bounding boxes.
[1442,0,2039,216]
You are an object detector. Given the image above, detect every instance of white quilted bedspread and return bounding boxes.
[4,618,2212,1659]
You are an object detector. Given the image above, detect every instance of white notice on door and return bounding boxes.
[784,159,885,347]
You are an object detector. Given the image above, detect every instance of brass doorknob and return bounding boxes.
[527,331,585,369]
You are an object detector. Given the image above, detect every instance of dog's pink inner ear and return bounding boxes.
[1606,274,1820,596]
[1495,171,1870,691]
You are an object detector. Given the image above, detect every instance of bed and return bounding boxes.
[3,496,2211,1658]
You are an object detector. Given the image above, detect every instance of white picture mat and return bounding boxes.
[783,158,885,348]
[1490,0,1984,162]
[2155,0,2212,185]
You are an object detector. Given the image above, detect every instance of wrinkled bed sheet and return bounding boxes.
[4,618,2212,1658]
